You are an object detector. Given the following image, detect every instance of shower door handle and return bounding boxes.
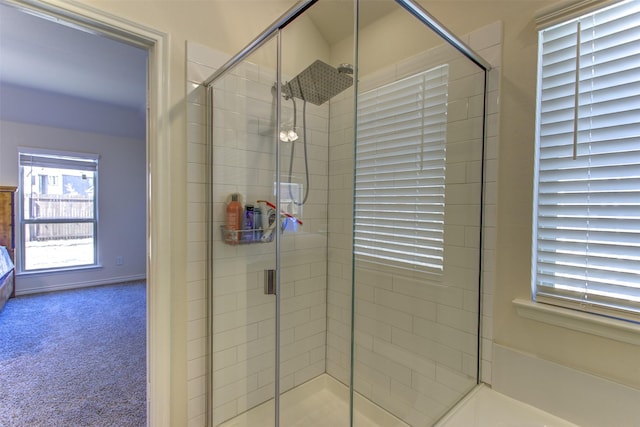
[264,269,276,295]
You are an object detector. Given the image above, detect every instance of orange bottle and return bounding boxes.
[226,193,243,243]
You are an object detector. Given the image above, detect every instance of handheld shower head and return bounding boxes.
[337,63,354,75]
[278,59,354,207]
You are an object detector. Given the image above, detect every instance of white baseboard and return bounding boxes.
[15,274,146,295]
[492,344,640,427]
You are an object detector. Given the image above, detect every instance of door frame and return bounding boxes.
[5,0,172,424]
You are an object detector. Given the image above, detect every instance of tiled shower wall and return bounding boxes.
[185,19,501,427]
[325,21,501,426]
[186,42,226,427]
[187,42,331,426]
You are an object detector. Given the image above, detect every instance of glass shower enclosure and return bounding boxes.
[204,1,490,425]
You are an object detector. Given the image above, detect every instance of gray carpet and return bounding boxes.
[0,282,146,426]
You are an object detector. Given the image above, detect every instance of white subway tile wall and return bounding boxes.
[186,42,219,427]
[185,19,501,427]
[325,21,502,426]
[188,44,332,425]
[474,21,501,386]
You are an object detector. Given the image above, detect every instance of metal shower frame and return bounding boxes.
[202,0,490,88]
[202,1,492,425]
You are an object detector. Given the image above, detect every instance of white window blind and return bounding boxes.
[19,153,99,172]
[533,0,640,320]
[355,65,448,274]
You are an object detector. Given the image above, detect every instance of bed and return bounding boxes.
[0,246,14,312]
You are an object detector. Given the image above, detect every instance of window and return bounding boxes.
[533,0,640,321]
[355,65,448,274]
[19,151,99,271]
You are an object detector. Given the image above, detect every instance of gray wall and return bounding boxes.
[0,86,146,294]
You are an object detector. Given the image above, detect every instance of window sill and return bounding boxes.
[17,264,103,276]
[513,298,640,346]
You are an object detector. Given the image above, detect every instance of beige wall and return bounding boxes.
[43,0,638,424]
[418,0,640,389]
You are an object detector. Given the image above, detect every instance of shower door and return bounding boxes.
[350,1,489,426]
[275,1,356,424]
[209,0,356,422]
[207,0,490,425]
[208,35,282,426]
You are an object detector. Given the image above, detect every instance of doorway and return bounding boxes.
[0,0,170,424]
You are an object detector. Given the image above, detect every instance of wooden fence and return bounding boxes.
[26,195,94,241]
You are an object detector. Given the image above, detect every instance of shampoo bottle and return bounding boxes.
[243,204,255,242]
[226,193,242,243]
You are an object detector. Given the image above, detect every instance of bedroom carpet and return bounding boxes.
[0,282,146,426]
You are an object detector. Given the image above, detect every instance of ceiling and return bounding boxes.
[0,2,147,112]
[306,0,398,45]
[0,1,398,113]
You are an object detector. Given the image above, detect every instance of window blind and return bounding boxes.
[19,153,99,171]
[533,0,640,320]
[535,0,625,30]
[355,65,448,274]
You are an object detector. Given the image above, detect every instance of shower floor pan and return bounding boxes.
[218,374,408,427]
[218,374,580,427]
[434,384,578,427]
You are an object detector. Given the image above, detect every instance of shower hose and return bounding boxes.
[288,96,310,206]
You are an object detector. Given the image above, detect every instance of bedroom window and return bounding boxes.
[533,0,640,322]
[355,65,448,275]
[19,151,99,272]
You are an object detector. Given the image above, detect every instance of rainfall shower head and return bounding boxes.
[282,60,353,106]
